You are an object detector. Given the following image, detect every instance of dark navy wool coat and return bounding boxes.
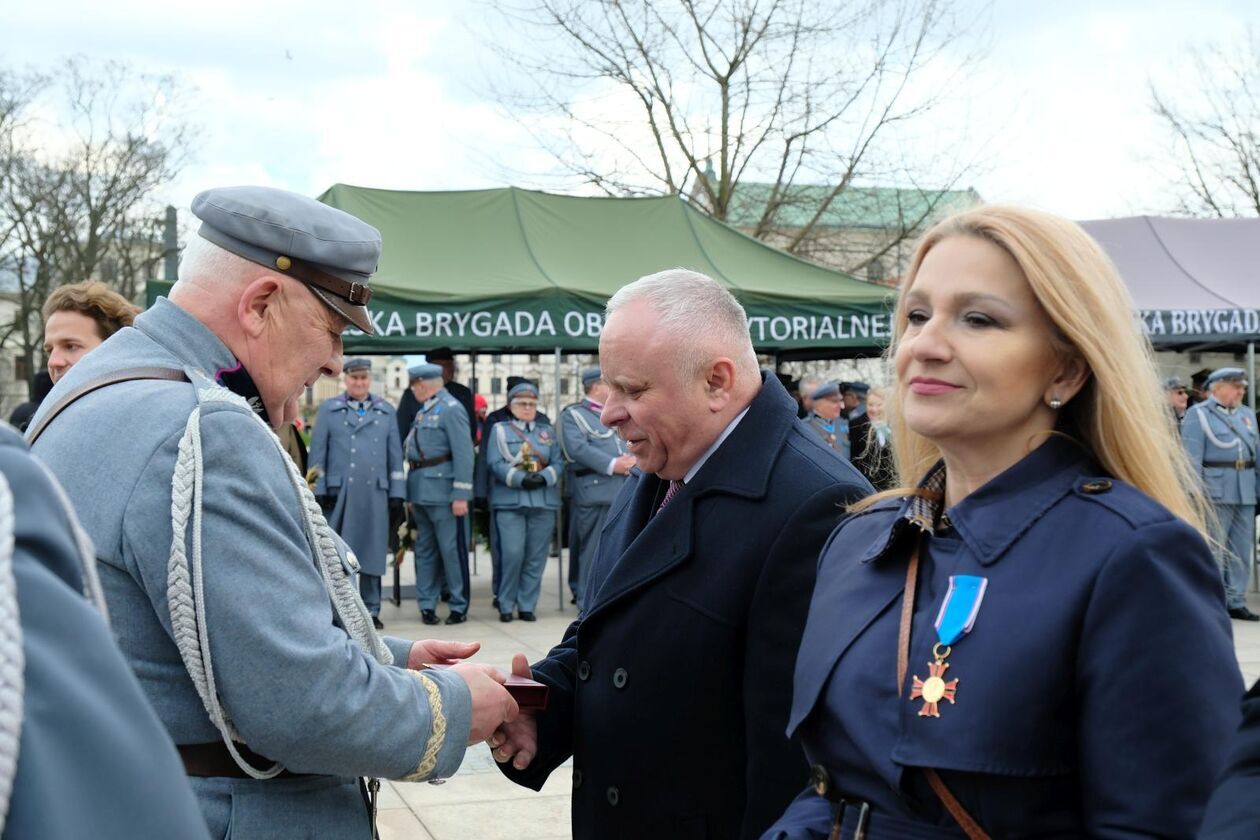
[502,374,872,839]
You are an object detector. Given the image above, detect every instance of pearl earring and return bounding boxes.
[1049,398,1063,410]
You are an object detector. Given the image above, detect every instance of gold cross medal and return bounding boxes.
[910,575,987,719]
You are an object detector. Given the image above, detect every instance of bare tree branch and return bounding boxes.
[1151,28,1260,217]
[478,0,986,263]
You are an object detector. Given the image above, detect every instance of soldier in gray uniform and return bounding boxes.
[26,186,518,838]
[805,380,850,460]
[0,422,212,839]
[487,381,561,622]
[558,367,634,609]
[405,363,475,625]
[1183,366,1260,621]
[310,357,405,628]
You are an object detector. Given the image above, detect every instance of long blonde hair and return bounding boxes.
[864,205,1209,538]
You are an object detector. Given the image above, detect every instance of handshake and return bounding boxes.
[408,640,541,766]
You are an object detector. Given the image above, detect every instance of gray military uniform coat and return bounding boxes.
[0,423,211,840]
[310,392,405,577]
[559,399,628,606]
[28,299,471,839]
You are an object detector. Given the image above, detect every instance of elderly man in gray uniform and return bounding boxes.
[26,186,517,838]
[1183,366,1260,621]
[559,367,634,608]
[806,380,850,461]
[310,357,405,629]
[405,362,475,625]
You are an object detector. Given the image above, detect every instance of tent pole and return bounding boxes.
[1251,341,1257,594]
[470,351,477,579]
[555,346,565,611]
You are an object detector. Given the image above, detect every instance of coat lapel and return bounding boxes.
[583,373,797,621]
[787,519,909,735]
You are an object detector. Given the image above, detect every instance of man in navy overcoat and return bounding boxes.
[489,270,872,839]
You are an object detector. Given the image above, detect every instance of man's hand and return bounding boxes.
[406,639,481,669]
[449,663,519,745]
[487,654,538,770]
[521,473,546,489]
[613,454,636,475]
[452,499,469,517]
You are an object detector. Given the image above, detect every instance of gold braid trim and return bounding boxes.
[404,672,447,781]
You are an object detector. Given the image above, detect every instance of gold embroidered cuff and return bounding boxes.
[404,672,447,781]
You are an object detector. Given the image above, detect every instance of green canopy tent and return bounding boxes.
[319,185,893,354]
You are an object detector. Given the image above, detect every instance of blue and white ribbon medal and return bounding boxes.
[910,575,988,718]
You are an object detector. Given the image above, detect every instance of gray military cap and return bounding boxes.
[408,363,443,382]
[1162,375,1187,391]
[190,186,382,335]
[508,381,540,402]
[344,358,372,373]
[581,367,602,388]
[811,381,841,400]
[1206,367,1248,387]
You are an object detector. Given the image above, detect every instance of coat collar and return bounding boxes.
[583,373,797,618]
[134,297,238,379]
[860,436,1095,568]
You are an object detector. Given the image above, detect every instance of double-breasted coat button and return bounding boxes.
[606,786,619,806]
[810,764,833,800]
[573,769,583,788]
[612,668,628,688]
[1080,479,1113,494]
[578,661,591,681]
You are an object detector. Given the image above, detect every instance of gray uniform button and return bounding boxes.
[606,786,619,806]
[612,668,628,689]
[578,661,591,681]
[573,769,583,789]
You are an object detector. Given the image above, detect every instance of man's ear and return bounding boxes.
[704,356,737,410]
[237,276,284,339]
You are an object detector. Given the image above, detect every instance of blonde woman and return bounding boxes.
[765,206,1241,839]
[852,384,895,490]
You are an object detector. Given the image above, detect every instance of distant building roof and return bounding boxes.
[715,182,981,231]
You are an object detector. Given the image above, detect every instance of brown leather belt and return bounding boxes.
[1205,460,1256,469]
[178,741,310,779]
[409,453,452,468]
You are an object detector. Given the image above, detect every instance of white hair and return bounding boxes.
[606,268,759,380]
[798,374,823,398]
[176,234,260,286]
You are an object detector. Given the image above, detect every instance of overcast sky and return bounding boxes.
[3,0,1257,222]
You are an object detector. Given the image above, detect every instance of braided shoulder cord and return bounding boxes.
[168,406,282,779]
[167,387,395,779]
[0,473,23,834]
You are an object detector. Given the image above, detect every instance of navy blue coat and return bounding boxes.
[0,424,210,839]
[501,375,872,839]
[1201,678,1260,837]
[767,436,1241,839]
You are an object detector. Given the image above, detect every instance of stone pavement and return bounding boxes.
[377,546,1260,840]
[378,547,577,840]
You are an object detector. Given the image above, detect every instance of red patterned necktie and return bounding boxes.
[657,479,682,513]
